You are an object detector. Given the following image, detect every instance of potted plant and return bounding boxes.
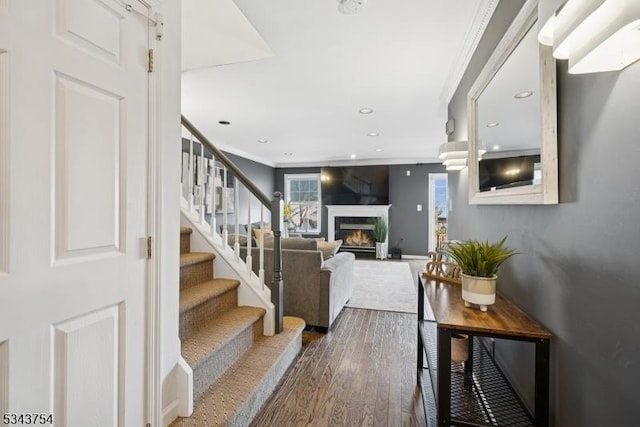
[282,202,297,236]
[446,236,517,311]
[283,201,292,222]
[373,217,388,260]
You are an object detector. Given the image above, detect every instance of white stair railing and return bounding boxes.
[180,115,284,333]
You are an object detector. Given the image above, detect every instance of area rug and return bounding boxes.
[345,260,417,314]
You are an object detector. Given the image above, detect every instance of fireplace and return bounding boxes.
[336,217,376,252]
[326,204,391,255]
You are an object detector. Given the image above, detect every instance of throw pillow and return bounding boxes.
[227,233,249,247]
[253,227,274,246]
[317,239,342,260]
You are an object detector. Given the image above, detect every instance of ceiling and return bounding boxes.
[181,0,498,167]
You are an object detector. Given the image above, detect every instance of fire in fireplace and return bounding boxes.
[344,229,375,248]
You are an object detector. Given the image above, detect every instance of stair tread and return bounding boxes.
[180,252,215,267]
[179,279,240,314]
[182,306,266,368]
[170,317,305,427]
[180,226,193,235]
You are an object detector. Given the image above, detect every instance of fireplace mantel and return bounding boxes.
[326,205,391,253]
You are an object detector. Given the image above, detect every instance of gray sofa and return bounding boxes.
[241,237,355,330]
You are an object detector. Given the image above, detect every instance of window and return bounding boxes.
[284,173,321,233]
[428,173,448,252]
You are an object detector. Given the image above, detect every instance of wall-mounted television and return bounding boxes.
[321,165,389,205]
[478,154,541,192]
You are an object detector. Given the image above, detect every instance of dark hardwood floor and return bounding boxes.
[251,267,427,427]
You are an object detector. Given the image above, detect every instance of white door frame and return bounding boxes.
[428,173,448,253]
[138,1,163,425]
[120,0,164,424]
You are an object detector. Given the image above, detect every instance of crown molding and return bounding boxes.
[440,0,499,104]
[274,157,442,168]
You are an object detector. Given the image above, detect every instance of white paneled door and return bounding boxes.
[0,1,151,426]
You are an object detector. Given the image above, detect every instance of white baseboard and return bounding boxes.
[161,399,180,427]
[162,357,193,426]
[399,254,429,260]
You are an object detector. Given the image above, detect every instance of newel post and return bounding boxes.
[270,192,284,333]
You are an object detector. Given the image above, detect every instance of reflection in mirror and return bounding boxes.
[478,23,540,192]
[468,0,558,204]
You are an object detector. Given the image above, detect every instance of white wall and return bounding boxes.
[157,1,184,424]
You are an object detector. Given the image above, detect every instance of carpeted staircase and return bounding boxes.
[171,227,304,427]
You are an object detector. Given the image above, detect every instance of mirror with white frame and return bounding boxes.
[468,0,558,205]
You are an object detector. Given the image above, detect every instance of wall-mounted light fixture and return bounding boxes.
[539,0,640,74]
[438,140,469,171]
[438,140,487,171]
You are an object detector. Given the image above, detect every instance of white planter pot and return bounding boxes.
[451,333,469,363]
[375,242,386,260]
[461,273,497,312]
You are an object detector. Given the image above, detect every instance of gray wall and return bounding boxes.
[448,2,640,425]
[223,152,275,224]
[276,164,446,255]
[225,152,275,198]
[389,163,447,255]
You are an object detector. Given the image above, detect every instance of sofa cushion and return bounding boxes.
[227,233,246,245]
[262,236,318,251]
[317,239,343,260]
[283,237,319,250]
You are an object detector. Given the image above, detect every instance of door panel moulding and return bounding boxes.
[55,0,124,65]
[0,50,8,274]
[0,340,8,415]
[52,71,125,265]
[52,304,123,426]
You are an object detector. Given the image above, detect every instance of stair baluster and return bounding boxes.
[188,134,195,212]
[208,149,217,239]
[198,143,205,224]
[245,188,253,275]
[259,204,265,289]
[233,180,240,261]
[221,166,228,249]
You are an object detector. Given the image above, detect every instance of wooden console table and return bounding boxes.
[417,276,552,426]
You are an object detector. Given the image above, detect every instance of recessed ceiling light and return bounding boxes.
[350,154,356,159]
[284,152,293,156]
[493,145,500,150]
[257,139,268,144]
[375,148,383,152]
[514,91,533,99]
[359,108,374,114]
[218,120,231,125]
[367,132,379,137]
[486,122,499,128]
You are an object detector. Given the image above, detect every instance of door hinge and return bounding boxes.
[148,48,154,72]
[147,236,152,258]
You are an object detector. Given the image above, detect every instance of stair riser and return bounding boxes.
[180,261,214,290]
[227,329,303,427]
[180,232,191,254]
[193,320,263,403]
[179,290,238,340]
